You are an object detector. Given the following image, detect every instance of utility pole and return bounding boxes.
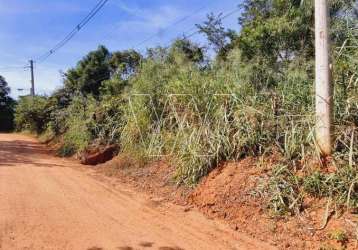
[29,59,35,97]
[315,0,333,156]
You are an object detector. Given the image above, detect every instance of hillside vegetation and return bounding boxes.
[15,0,358,215]
[0,75,15,131]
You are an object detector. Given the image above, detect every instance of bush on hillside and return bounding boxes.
[14,96,51,133]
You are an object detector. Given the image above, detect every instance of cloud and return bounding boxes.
[112,1,190,29]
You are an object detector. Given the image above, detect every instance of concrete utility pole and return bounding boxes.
[29,60,35,97]
[315,0,333,156]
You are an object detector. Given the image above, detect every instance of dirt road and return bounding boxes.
[0,134,274,250]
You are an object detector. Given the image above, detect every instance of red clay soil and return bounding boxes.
[99,155,358,250]
[189,160,358,249]
[80,144,118,165]
[98,155,192,206]
[1,134,274,250]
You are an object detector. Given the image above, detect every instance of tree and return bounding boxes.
[196,13,234,53]
[64,45,111,97]
[109,49,142,79]
[237,0,355,64]
[0,75,15,131]
[14,96,50,133]
[238,0,315,64]
[315,0,333,156]
[0,76,10,101]
[169,38,205,63]
[146,46,170,62]
[100,50,142,96]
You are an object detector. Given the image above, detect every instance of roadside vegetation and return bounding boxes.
[14,0,358,216]
[0,75,15,132]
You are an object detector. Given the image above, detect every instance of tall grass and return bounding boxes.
[117,50,319,185]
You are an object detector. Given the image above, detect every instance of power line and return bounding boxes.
[133,5,207,49]
[157,6,241,49]
[134,6,241,54]
[9,3,241,97]
[36,0,109,63]
[185,7,241,39]
[0,65,29,71]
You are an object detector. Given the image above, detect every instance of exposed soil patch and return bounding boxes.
[2,133,269,250]
[99,154,358,250]
[80,144,118,165]
[99,154,192,206]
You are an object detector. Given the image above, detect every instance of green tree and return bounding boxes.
[196,13,234,52]
[169,38,205,64]
[0,75,15,131]
[237,0,356,63]
[238,0,314,63]
[14,96,50,133]
[100,49,142,96]
[64,45,111,97]
[109,49,142,79]
[146,46,170,62]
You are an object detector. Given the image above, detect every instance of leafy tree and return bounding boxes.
[64,45,111,97]
[0,76,10,101]
[146,46,170,62]
[14,96,50,133]
[0,75,15,131]
[100,50,142,96]
[238,0,314,63]
[196,13,234,52]
[169,38,205,64]
[237,0,356,64]
[196,13,239,61]
[109,49,142,79]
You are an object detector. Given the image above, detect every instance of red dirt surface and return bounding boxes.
[0,133,274,250]
[100,155,358,250]
[189,160,358,249]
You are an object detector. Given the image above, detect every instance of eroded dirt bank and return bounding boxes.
[0,133,274,250]
[98,151,358,250]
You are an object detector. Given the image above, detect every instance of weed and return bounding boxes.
[329,229,348,245]
[264,164,303,216]
[304,166,358,208]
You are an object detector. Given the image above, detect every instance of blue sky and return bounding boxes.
[0,0,241,98]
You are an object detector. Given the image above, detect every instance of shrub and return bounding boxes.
[57,95,96,156]
[304,166,358,208]
[14,96,51,133]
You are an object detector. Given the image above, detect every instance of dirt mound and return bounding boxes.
[188,159,358,249]
[80,145,118,165]
[189,159,276,242]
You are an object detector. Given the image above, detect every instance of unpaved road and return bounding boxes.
[0,134,274,250]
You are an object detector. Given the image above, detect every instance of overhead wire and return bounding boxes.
[5,3,241,96]
[133,5,207,50]
[185,7,241,39]
[0,64,29,71]
[35,0,109,63]
[69,5,242,83]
